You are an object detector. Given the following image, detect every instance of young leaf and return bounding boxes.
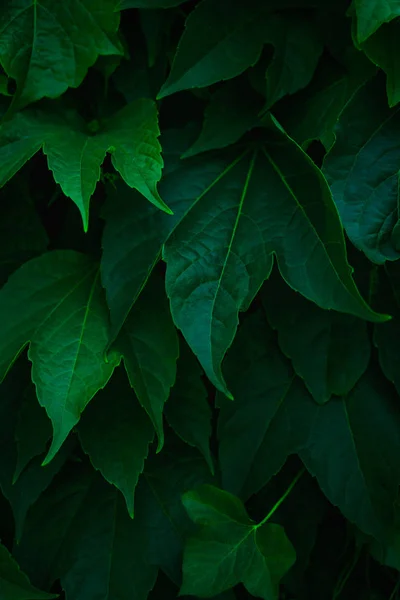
[183,78,263,158]
[354,0,400,42]
[263,12,323,108]
[180,484,296,598]
[77,368,154,518]
[0,0,122,109]
[0,542,56,600]
[262,271,371,404]
[114,274,179,451]
[165,341,214,473]
[0,100,168,231]
[323,74,400,263]
[158,0,271,98]
[0,251,120,465]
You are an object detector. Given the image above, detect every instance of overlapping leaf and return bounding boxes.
[0,542,56,600]
[0,100,167,231]
[354,0,400,42]
[0,0,122,109]
[0,250,120,464]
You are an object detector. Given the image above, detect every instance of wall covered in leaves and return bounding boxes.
[0,0,399,598]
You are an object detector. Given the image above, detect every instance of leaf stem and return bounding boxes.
[389,576,400,600]
[256,467,306,529]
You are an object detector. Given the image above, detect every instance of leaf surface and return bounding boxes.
[0,250,119,464]
[323,74,400,263]
[0,0,122,109]
[354,0,400,42]
[0,100,167,231]
[180,484,296,598]
[115,275,179,451]
[78,368,154,517]
[121,0,188,6]
[0,542,56,600]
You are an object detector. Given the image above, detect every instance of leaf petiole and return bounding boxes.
[256,466,306,529]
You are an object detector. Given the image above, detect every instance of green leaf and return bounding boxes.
[323,74,400,263]
[0,250,120,464]
[361,20,400,107]
[0,0,122,109]
[135,437,213,584]
[180,484,296,598]
[0,542,56,600]
[165,341,214,473]
[183,77,263,158]
[0,99,168,231]
[354,0,400,42]
[158,0,271,98]
[77,368,154,518]
[263,12,323,108]
[262,271,371,404]
[164,117,386,396]
[217,311,315,498]
[121,0,188,7]
[115,274,179,451]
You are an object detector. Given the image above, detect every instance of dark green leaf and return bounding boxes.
[165,341,213,473]
[0,100,168,231]
[0,542,56,600]
[354,0,400,42]
[78,368,154,518]
[0,251,120,464]
[261,271,371,403]
[323,74,400,263]
[180,484,296,598]
[121,0,188,7]
[0,0,122,109]
[115,274,179,451]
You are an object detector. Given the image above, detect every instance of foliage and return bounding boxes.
[0,0,399,599]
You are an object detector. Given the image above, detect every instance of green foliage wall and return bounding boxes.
[0,0,399,598]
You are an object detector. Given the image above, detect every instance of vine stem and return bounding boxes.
[256,467,306,529]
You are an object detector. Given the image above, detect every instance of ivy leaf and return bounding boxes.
[0,542,56,600]
[183,78,263,158]
[0,250,120,465]
[77,368,154,518]
[165,341,214,473]
[0,100,168,232]
[115,274,179,452]
[323,74,400,264]
[262,271,371,404]
[158,0,271,98]
[354,0,400,42]
[0,0,122,109]
[263,12,323,108]
[180,484,296,598]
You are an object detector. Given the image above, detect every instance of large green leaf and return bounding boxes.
[263,12,323,108]
[262,271,371,404]
[0,250,119,464]
[165,341,214,473]
[78,368,154,517]
[115,274,179,451]
[180,484,296,598]
[323,74,400,263]
[0,0,122,109]
[354,0,400,42]
[0,100,168,231]
[0,542,56,600]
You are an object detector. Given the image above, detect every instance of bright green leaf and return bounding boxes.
[0,250,120,464]
[0,0,122,109]
[354,0,400,42]
[0,100,168,231]
[0,542,56,600]
[115,274,179,451]
[165,341,214,473]
[180,484,296,598]
[262,271,371,404]
[78,368,154,517]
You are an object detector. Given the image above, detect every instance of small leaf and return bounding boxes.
[180,484,296,598]
[78,368,154,518]
[165,341,214,473]
[115,274,179,451]
[0,100,168,231]
[0,542,56,600]
[0,250,120,464]
[0,0,122,109]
